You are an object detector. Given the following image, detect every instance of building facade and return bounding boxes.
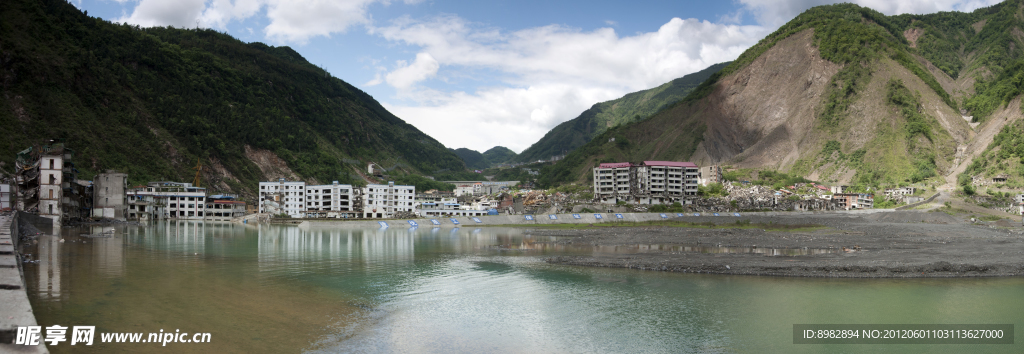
[594,161,699,205]
[93,171,128,220]
[593,162,635,204]
[305,181,357,218]
[130,182,207,220]
[362,181,415,218]
[258,179,306,218]
[699,165,723,186]
[205,195,246,221]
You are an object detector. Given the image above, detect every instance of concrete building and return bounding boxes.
[447,181,518,196]
[131,181,207,220]
[593,161,698,205]
[126,192,167,222]
[593,162,635,204]
[258,179,306,218]
[204,195,246,221]
[14,143,86,227]
[362,181,415,218]
[305,181,358,218]
[884,187,916,197]
[640,161,699,202]
[699,165,723,186]
[93,171,128,220]
[833,193,874,210]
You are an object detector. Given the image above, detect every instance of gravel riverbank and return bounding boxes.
[536,211,1024,278]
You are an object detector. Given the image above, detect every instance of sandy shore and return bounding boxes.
[537,211,1024,278]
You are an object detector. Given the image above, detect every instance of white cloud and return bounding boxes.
[372,15,768,152]
[263,0,377,44]
[385,84,624,152]
[200,0,263,29]
[385,52,440,89]
[116,0,383,44]
[117,0,206,28]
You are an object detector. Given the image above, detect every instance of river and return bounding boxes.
[22,221,1024,353]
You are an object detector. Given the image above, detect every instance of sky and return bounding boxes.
[72,0,1003,154]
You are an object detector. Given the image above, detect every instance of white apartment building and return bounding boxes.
[258,179,306,218]
[305,181,357,218]
[593,162,634,204]
[129,182,207,220]
[362,181,415,218]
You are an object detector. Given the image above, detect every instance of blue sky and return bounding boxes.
[73,0,1001,154]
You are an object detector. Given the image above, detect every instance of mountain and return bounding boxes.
[450,148,489,170]
[0,0,465,200]
[513,62,729,163]
[539,1,1024,190]
[450,146,518,170]
[482,146,517,165]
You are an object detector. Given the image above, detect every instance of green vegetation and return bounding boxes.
[958,119,1024,189]
[682,3,953,114]
[392,174,455,192]
[697,183,729,197]
[515,62,728,163]
[0,0,464,198]
[481,146,517,165]
[450,148,490,170]
[750,170,812,190]
[648,202,684,213]
[449,146,518,169]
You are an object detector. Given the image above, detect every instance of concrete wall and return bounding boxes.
[0,213,48,352]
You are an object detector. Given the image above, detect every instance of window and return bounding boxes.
[49,159,54,169]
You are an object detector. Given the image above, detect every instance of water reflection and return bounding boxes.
[20,223,1024,354]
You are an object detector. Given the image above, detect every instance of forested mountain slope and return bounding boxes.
[540,1,1024,190]
[514,62,728,163]
[0,0,465,200]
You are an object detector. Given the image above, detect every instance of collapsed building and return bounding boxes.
[14,143,88,228]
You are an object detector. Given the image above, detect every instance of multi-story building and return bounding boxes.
[699,165,723,186]
[14,143,86,227]
[130,182,207,220]
[204,195,246,221]
[93,171,128,220]
[593,161,699,205]
[447,181,517,196]
[305,181,357,218]
[126,193,167,222]
[833,193,874,210]
[593,162,634,204]
[258,179,306,218]
[362,181,415,218]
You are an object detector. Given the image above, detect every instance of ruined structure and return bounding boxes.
[14,143,86,227]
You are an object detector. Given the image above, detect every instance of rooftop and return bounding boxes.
[642,161,698,168]
[597,162,632,168]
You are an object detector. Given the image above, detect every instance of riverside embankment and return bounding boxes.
[0,212,47,353]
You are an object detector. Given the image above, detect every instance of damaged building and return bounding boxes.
[14,143,87,228]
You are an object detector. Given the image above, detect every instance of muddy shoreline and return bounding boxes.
[535,211,1024,278]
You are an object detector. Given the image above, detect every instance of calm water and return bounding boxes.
[22,222,1024,353]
